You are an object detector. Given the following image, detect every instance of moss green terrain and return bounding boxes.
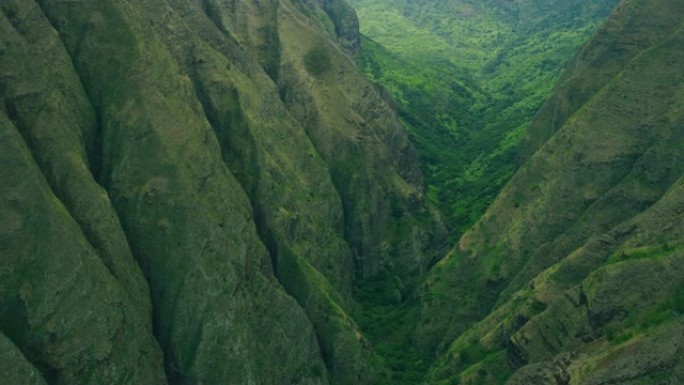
[416,0,684,384]
[0,0,444,384]
[2,0,684,384]
[349,0,619,236]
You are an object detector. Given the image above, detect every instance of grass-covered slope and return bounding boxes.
[418,0,684,383]
[3,1,683,384]
[350,0,618,235]
[0,0,445,384]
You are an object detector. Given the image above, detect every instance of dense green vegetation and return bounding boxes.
[351,0,619,236]
[348,1,620,382]
[352,273,427,385]
[417,0,684,382]
[4,0,684,384]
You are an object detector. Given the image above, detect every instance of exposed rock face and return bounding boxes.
[418,0,684,384]
[0,0,443,384]
[3,0,683,383]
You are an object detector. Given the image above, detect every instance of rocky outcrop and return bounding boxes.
[0,0,442,384]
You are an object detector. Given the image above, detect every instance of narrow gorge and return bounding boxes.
[0,0,682,384]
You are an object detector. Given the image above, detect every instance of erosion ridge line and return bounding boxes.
[1,0,684,384]
[0,0,442,384]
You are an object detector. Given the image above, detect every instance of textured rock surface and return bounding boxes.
[0,0,442,384]
[3,0,683,384]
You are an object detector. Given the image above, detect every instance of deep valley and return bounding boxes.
[0,0,683,384]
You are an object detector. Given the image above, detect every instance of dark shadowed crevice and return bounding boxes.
[3,99,109,279]
[29,0,102,174]
[198,0,283,87]
[275,75,362,277]
[188,72,345,382]
[188,71,281,270]
[0,294,27,354]
[1,43,122,302]
[0,332,51,385]
[193,80,260,197]
[0,119,64,385]
[201,0,234,39]
[151,268,191,385]
[27,5,170,383]
[187,67,347,376]
[3,97,18,122]
[0,294,57,383]
[86,106,105,184]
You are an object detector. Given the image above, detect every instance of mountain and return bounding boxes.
[349,0,619,235]
[2,0,684,385]
[416,0,684,383]
[0,0,445,384]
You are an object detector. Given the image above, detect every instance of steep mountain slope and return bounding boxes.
[349,0,619,235]
[417,0,684,383]
[3,1,683,385]
[0,0,445,384]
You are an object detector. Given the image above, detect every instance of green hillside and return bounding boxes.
[418,0,684,383]
[350,0,619,235]
[2,1,684,385]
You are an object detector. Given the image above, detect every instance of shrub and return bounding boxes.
[304,46,331,76]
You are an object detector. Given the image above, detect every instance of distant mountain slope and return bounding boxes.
[2,1,683,385]
[418,0,684,383]
[0,0,445,384]
[349,0,619,235]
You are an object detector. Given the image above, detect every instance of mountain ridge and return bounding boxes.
[2,0,683,384]
[0,0,444,383]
